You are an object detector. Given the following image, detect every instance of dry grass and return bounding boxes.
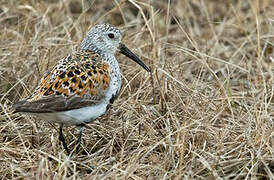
[1,0,274,179]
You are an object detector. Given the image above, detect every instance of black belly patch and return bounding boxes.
[106,94,117,111]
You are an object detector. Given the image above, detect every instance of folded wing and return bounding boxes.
[13,50,111,113]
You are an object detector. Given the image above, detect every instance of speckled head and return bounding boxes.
[80,24,122,55]
[81,24,151,72]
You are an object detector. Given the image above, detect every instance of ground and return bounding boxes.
[0,0,273,179]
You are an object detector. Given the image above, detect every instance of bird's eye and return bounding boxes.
[108,33,115,39]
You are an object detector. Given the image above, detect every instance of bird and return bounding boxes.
[13,24,150,155]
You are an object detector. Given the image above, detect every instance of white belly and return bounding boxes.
[35,101,108,125]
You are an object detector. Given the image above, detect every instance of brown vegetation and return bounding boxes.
[1,0,273,179]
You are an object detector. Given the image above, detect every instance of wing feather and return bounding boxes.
[13,50,111,113]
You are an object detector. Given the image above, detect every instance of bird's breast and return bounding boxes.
[104,67,121,104]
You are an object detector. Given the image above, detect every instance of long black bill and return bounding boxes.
[118,43,151,72]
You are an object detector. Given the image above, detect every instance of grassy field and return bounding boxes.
[1,0,274,179]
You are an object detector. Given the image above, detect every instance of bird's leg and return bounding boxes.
[59,124,70,155]
[75,125,85,154]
